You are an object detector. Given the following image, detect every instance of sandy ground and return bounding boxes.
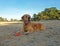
[0,20,60,46]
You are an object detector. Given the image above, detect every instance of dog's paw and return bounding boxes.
[24,31,29,35]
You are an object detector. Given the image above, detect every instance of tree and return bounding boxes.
[10,18,19,21]
[10,18,14,21]
[32,7,60,20]
[0,17,4,21]
[33,14,37,21]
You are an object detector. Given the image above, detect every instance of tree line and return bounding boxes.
[32,7,60,21]
[0,17,19,22]
[0,7,60,21]
[0,17,8,21]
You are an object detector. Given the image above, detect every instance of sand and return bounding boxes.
[0,20,60,46]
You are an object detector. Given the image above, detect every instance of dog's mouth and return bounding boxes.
[24,21,29,25]
[25,21,28,24]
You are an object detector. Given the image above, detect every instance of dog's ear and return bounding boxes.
[21,16,24,20]
[28,16,31,21]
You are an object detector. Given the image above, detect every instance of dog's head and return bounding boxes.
[22,14,31,24]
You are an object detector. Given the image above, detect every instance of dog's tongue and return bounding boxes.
[25,21,28,25]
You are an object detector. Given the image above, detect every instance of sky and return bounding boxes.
[0,0,60,20]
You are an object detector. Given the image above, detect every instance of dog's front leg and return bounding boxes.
[20,28,25,33]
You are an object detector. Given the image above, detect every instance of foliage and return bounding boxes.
[0,17,8,21]
[10,18,19,21]
[32,7,60,21]
[0,17,19,22]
